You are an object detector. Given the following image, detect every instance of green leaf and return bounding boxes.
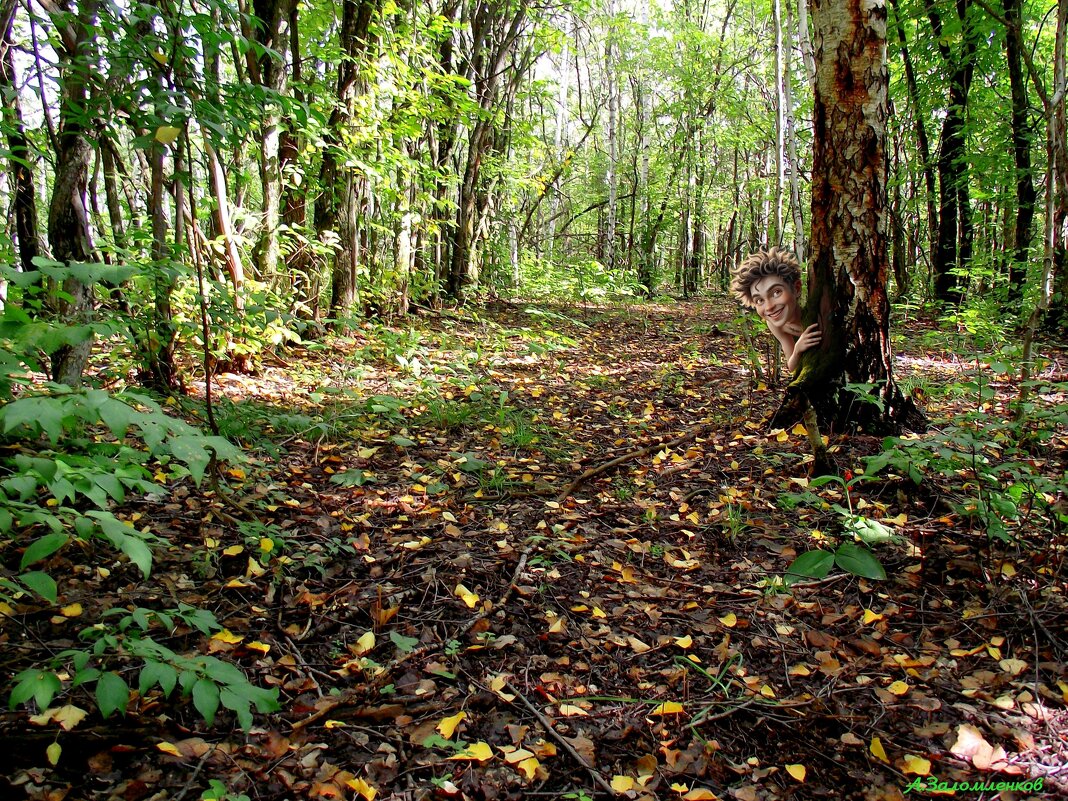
[9,669,62,710]
[20,533,69,570]
[95,671,130,718]
[849,516,894,545]
[808,475,844,489]
[1,397,67,443]
[139,660,178,697]
[220,687,253,730]
[20,571,58,602]
[834,542,886,580]
[784,550,834,585]
[330,469,375,487]
[390,631,420,654]
[192,677,220,725]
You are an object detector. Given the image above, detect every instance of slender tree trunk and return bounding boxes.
[1003,0,1037,305]
[784,0,806,260]
[773,0,785,245]
[604,0,618,272]
[927,0,976,303]
[1,0,46,281]
[46,0,100,386]
[889,0,938,280]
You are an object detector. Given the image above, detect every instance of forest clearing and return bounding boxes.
[2,0,1068,797]
[2,299,1066,800]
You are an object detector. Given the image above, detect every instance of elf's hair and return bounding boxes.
[730,248,802,308]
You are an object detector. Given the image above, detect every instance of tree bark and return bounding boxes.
[927,0,977,303]
[45,0,100,386]
[1003,0,1037,304]
[0,0,46,281]
[771,0,925,436]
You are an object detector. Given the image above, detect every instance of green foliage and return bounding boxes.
[782,473,892,585]
[10,605,279,730]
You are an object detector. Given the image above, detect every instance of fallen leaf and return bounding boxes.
[60,603,83,617]
[46,742,61,766]
[557,704,589,717]
[887,680,910,696]
[650,701,685,716]
[870,736,889,763]
[344,777,378,801]
[437,711,466,739]
[352,631,376,656]
[211,629,243,645]
[156,742,181,757]
[674,635,693,648]
[785,764,806,782]
[683,790,718,800]
[862,609,884,624]
[455,584,479,608]
[447,741,493,762]
[902,755,931,776]
[611,775,636,793]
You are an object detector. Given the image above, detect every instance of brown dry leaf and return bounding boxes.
[949,724,1007,771]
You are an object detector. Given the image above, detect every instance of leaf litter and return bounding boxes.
[2,299,1066,800]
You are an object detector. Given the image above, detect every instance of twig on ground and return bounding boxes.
[555,422,717,503]
[503,680,616,798]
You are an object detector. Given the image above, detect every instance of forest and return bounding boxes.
[0,0,1067,798]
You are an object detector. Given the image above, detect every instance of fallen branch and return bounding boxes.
[503,680,616,798]
[554,422,717,503]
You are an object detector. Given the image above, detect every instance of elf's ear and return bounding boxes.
[793,280,802,294]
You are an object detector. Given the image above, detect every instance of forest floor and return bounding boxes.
[3,298,1067,801]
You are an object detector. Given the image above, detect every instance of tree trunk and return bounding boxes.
[1003,0,1037,305]
[46,0,100,387]
[927,0,976,303]
[889,0,938,278]
[771,0,925,436]
[0,0,46,281]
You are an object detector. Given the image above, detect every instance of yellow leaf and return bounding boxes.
[515,756,540,780]
[437,711,466,739]
[156,742,181,756]
[903,755,931,776]
[259,538,274,553]
[503,748,535,764]
[650,701,685,716]
[357,447,379,458]
[154,125,181,144]
[353,631,376,655]
[592,606,607,619]
[870,736,889,763]
[785,764,806,782]
[775,430,789,442]
[862,609,884,624]
[246,641,270,654]
[324,720,347,729]
[674,635,693,649]
[1000,562,1017,578]
[227,468,246,480]
[547,615,567,634]
[223,545,244,556]
[759,684,776,698]
[557,704,589,717]
[885,513,907,525]
[46,742,62,766]
[150,50,168,65]
[246,557,266,578]
[489,674,516,701]
[51,705,87,731]
[60,603,83,618]
[400,536,432,550]
[718,613,737,628]
[682,790,718,800]
[611,775,636,793]
[345,777,378,801]
[887,680,910,696]
[790,423,807,436]
[211,629,243,645]
[455,584,479,609]
[448,741,493,761]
